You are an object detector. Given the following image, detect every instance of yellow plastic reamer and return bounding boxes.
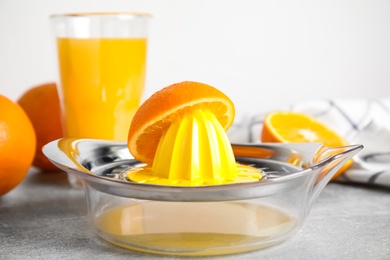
[127,109,262,186]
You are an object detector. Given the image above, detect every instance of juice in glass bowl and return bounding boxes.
[42,81,363,256]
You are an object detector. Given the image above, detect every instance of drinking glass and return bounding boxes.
[50,12,151,187]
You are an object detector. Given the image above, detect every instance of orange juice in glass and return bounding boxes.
[50,13,151,187]
[57,37,147,140]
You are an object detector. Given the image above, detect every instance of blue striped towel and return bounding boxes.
[228,98,390,188]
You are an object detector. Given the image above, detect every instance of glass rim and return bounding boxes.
[50,12,152,19]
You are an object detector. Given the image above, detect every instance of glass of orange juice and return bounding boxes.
[50,12,151,187]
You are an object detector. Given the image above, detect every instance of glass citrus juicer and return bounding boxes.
[43,82,363,256]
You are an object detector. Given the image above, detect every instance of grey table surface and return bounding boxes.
[1,168,389,260]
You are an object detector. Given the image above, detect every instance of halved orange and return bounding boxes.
[261,111,351,180]
[128,81,235,164]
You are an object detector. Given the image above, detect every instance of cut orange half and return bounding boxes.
[261,111,351,180]
[128,81,235,164]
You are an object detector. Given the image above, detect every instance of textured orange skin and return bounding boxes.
[261,124,280,143]
[0,95,36,196]
[18,83,63,171]
[128,81,235,163]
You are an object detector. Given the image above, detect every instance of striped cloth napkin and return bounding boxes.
[228,98,390,188]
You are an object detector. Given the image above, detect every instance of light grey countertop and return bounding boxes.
[1,168,389,260]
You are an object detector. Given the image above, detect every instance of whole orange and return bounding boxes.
[17,82,63,171]
[0,95,36,196]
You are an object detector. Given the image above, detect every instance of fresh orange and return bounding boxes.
[128,81,235,164]
[261,111,351,180]
[0,95,36,196]
[17,82,63,171]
